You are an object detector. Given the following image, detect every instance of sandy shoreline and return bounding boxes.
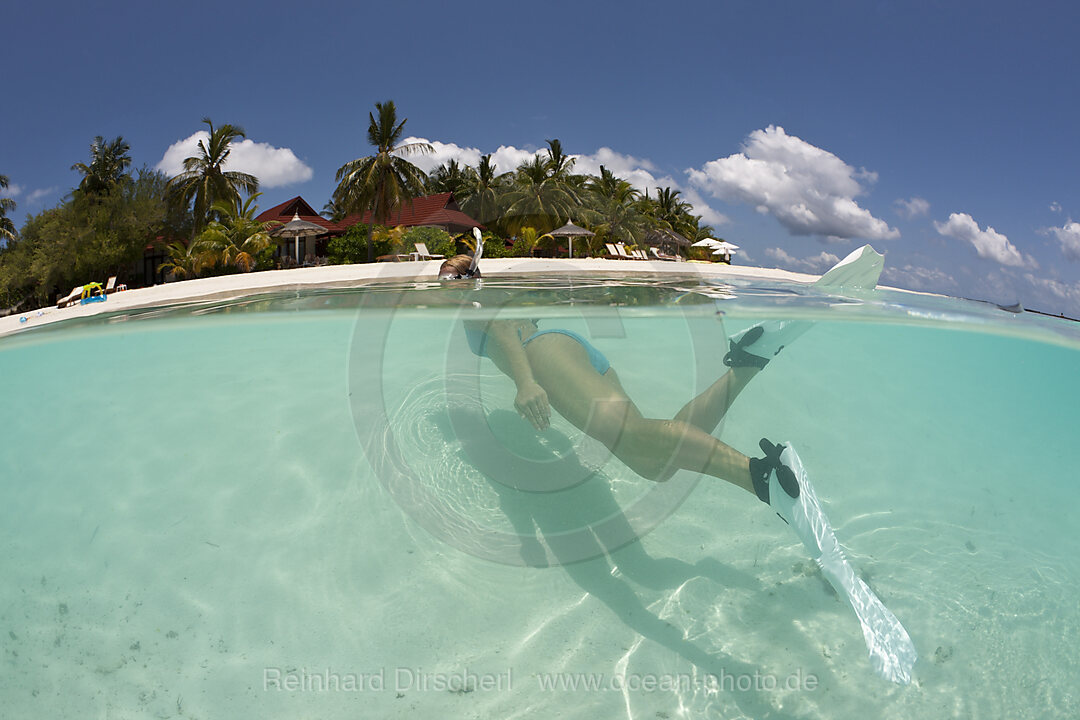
[0,258,820,339]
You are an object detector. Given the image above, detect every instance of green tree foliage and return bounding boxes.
[192,194,275,274]
[427,159,477,199]
[71,135,132,196]
[327,224,383,265]
[501,154,580,235]
[166,118,259,239]
[458,154,506,228]
[641,186,697,239]
[157,241,200,281]
[332,100,432,262]
[0,174,16,243]
[0,168,186,308]
[586,165,646,249]
[402,226,455,258]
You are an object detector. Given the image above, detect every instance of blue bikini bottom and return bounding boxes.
[465,326,611,375]
[521,329,611,375]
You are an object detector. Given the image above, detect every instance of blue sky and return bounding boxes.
[4,0,1080,314]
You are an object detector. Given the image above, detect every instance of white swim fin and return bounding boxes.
[751,439,917,684]
[723,245,884,369]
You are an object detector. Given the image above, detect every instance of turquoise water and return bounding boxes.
[1,278,1078,719]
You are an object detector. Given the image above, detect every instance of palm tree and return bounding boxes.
[428,159,477,198]
[158,241,201,280]
[321,197,348,223]
[193,194,274,273]
[512,226,554,257]
[640,186,697,239]
[166,118,259,239]
[0,174,16,242]
[459,154,507,229]
[332,100,432,262]
[544,139,575,180]
[501,155,580,235]
[587,166,645,247]
[71,136,131,195]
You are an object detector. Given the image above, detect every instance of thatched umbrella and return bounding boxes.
[548,221,595,258]
[270,212,327,264]
[644,228,692,256]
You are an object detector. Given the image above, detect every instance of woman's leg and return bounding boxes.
[672,366,759,434]
[525,334,755,494]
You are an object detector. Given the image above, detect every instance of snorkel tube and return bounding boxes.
[439,227,485,280]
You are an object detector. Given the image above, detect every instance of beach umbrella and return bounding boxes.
[270,212,327,264]
[711,241,740,254]
[644,228,692,257]
[691,238,722,247]
[548,221,595,258]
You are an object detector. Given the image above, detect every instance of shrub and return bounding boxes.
[327,224,392,264]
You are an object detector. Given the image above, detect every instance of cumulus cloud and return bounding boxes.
[1049,221,1080,260]
[686,125,899,242]
[156,132,313,188]
[763,247,840,273]
[934,212,1033,268]
[895,196,930,218]
[400,136,539,175]
[401,137,728,226]
[1050,201,1062,213]
[26,187,57,204]
[881,263,959,293]
[1021,273,1080,310]
[680,187,730,227]
[1,182,22,198]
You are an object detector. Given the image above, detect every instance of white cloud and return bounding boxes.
[1,182,22,198]
[763,247,841,273]
[156,132,313,188]
[686,125,899,242]
[680,187,730,227]
[25,187,57,205]
[400,137,728,226]
[881,263,958,293]
[1021,273,1080,309]
[1049,221,1080,260]
[895,196,930,218]
[1050,201,1062,213]
[934,212,1033,268]
[400,136,540,175]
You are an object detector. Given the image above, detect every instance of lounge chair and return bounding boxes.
[105,276,116,293]
[410,243,445,261]
[57,286,83,308]
[650,247,679,262]
[602,243,622,259]
[614,243,636,260]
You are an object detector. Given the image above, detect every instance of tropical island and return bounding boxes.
[0,101,731,316]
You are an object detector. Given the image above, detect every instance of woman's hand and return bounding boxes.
[515,381,550,431]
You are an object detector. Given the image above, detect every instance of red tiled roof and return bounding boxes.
[256,193,483,236]
[256,196,339,232]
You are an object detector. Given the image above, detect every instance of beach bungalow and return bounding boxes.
[255,193,483,264]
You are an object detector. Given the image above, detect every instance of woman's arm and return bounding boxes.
[478,320,551,430]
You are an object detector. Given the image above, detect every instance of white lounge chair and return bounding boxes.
[410,242,445,261]
[650,247,679,262]
[57,286,83,308]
